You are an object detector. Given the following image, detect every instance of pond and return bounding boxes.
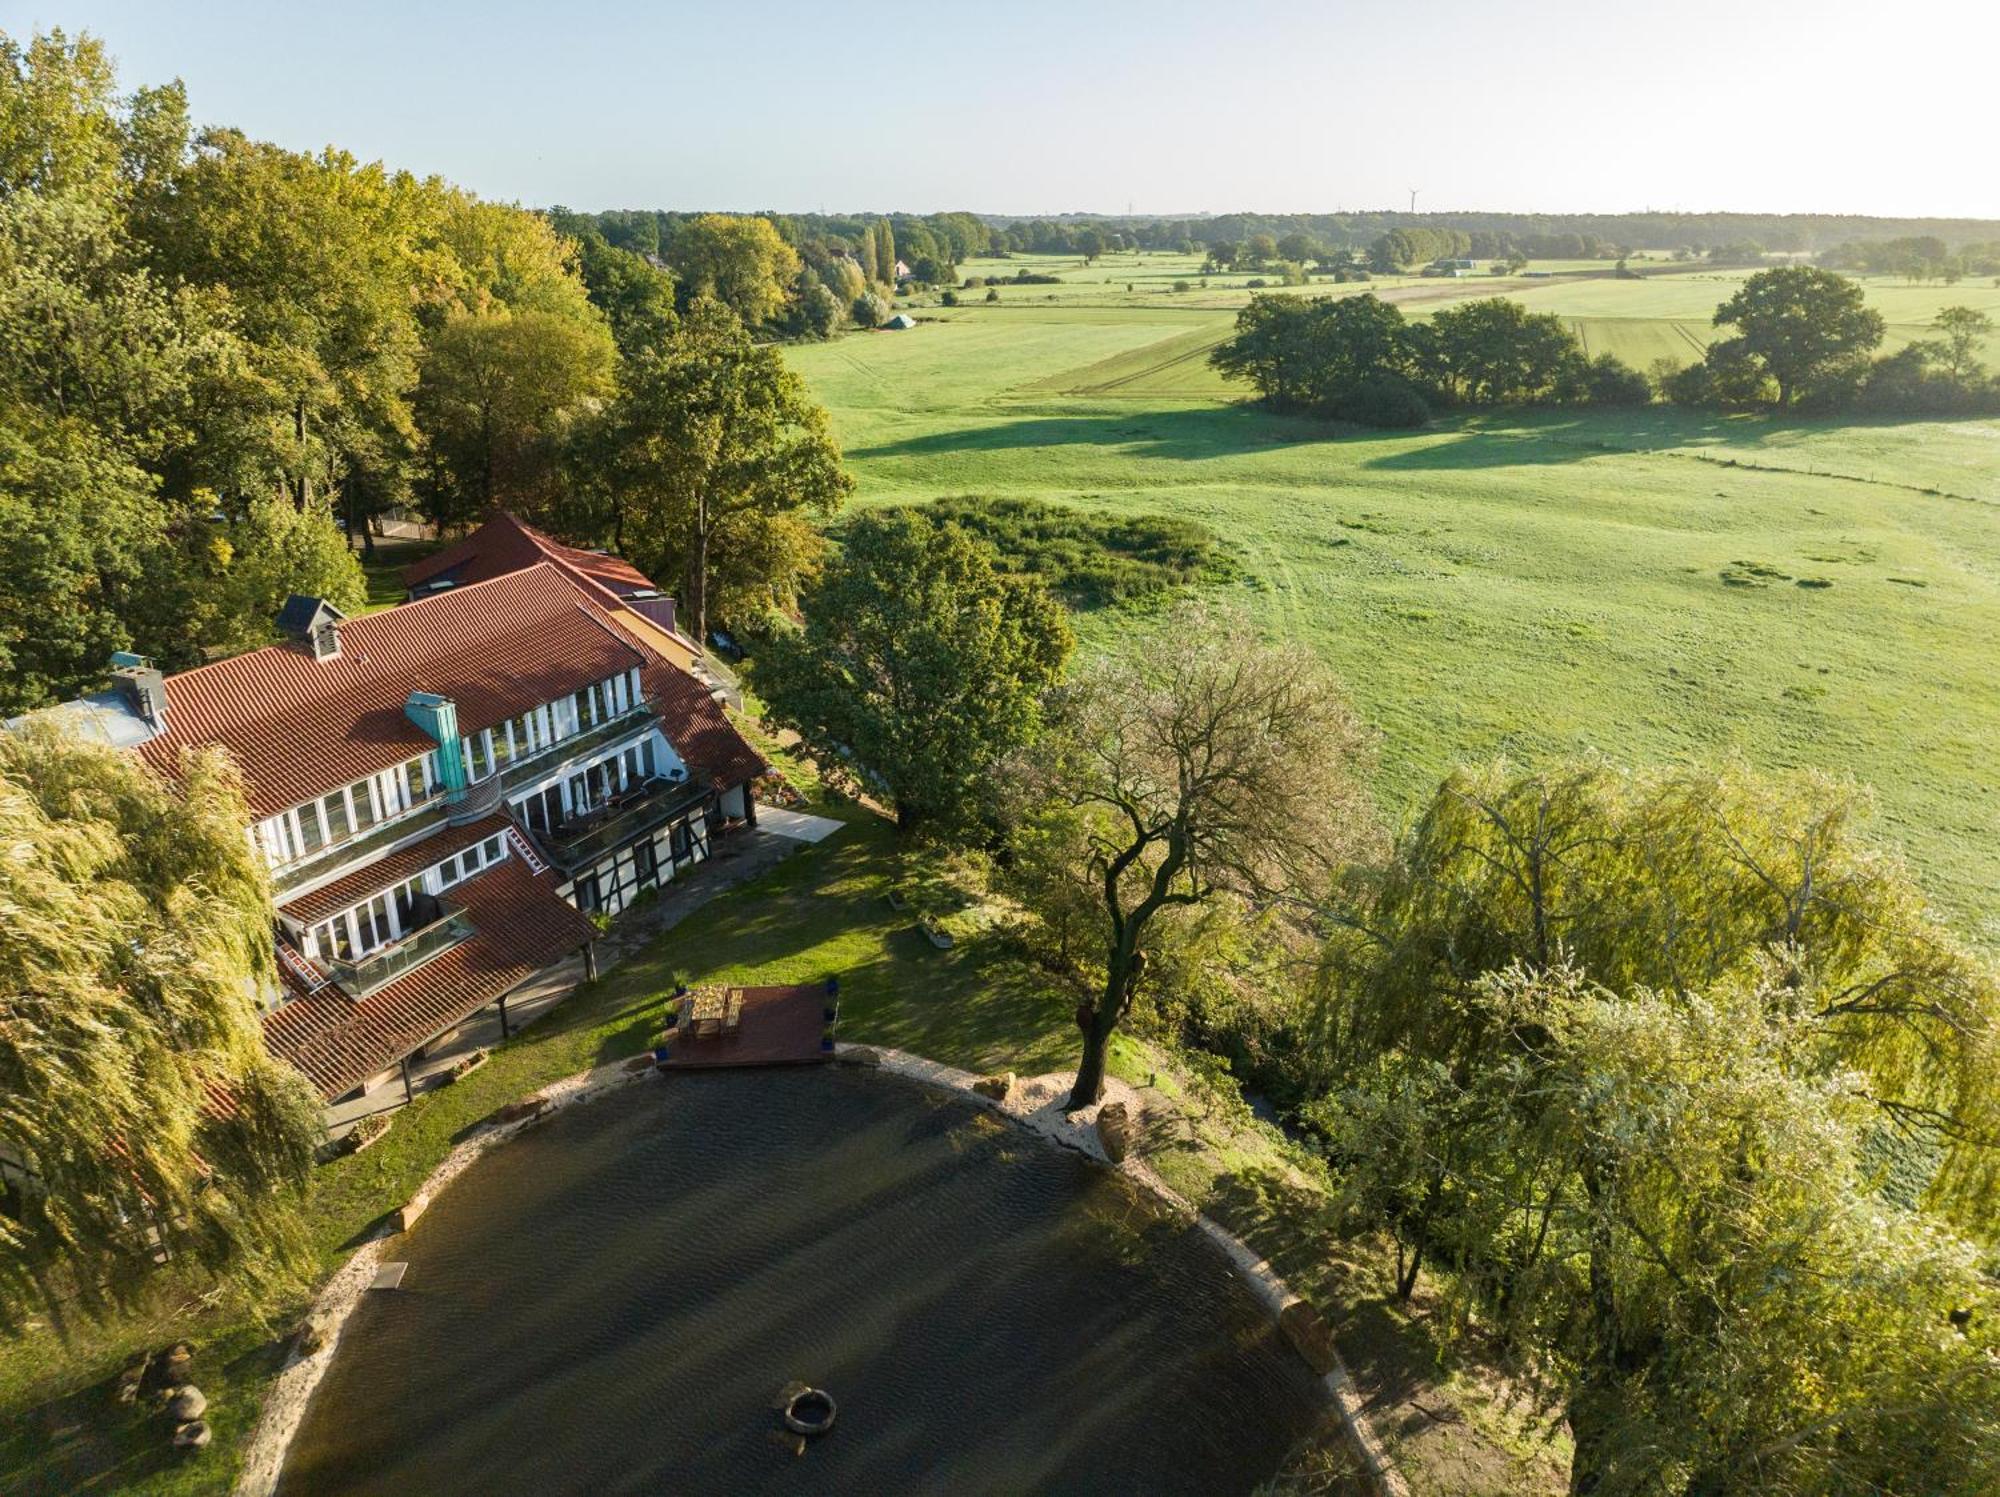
[283,1067,1329,1495]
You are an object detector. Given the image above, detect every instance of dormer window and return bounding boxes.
[276,595,347,661]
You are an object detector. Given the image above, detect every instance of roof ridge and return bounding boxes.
[163,561,584,690]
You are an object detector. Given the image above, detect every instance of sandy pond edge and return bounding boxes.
[234,1047,1407,1497]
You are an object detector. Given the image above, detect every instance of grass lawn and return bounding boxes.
[354,537,439,615]
[787,302,2000,943]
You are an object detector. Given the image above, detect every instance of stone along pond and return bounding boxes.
[282,1067,1330,1495]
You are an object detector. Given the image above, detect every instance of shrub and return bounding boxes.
[1332,377,1432,429]
[1173,280,1191,293]
[940,289,959,307]
[1245,278,1267,289]
[1584,353,1652,406]
[1664,338,1773,408]
[895,495,1238,609]
[851,290,890,328]
[984,288,1000,303]
[792,282,843,340]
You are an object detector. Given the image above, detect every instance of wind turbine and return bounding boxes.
[1408,187,1420,214]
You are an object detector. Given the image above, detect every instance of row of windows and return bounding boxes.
[513,737,657,836]
[569,811,709,915]
[436,834,506,890]
[302,834,506,965]
[464,671,640,784]
[262,755,441,868]
[262,668,642,869]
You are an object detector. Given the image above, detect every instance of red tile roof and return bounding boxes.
[645,659,766,789]
[263,857,596,1100]
[138,564,645,817]
[406,511,657,608]
[278,813,513,925]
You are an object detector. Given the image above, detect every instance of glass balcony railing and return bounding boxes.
[541,777,709,873]
[324,904,474,998]
[497,699,658,793]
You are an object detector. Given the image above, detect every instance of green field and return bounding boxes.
[790,263,2000,941]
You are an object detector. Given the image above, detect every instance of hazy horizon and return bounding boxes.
[15,0,1999,220]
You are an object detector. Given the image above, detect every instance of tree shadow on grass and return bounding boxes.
[1358,405,1962,473]
[1,1326,294,1497]
[846,403,1355,463]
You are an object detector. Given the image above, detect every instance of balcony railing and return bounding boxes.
[541,776,709,873]
[445,773,505,826]
[271,803,446,895]
[324,904,474,999]
[497,699,658,793]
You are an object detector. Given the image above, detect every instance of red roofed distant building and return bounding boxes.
[70,518,767,1110]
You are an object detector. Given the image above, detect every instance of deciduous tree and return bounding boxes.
[664,212,801,328]
[1019,608,1378,1108]
[415,304,614,529]
[1711,265,1885,407]
[1932,304,1994,384]
[760,510,1072,836]
[595,297,850,642]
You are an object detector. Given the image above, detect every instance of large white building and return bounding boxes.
[72,513,766,1107]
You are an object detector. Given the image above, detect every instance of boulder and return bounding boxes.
[971,1071,1015,1102]
[173,1419,211,1451]
[839,1046,881,1068]
[491,1094,549,1126]
[1095,1102,1134,1163]
[161,1343,194,1382]
[394,1191,430,1233]
[623,1054,657,1074]
[292,1318,329,1358]
[168,1386,207,1420]
[113,1358,148,1404]
[1279,1299,1339,1376]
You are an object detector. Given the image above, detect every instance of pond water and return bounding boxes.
[283,1068,1328,1495]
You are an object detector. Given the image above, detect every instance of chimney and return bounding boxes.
[277,595,346,661]
[108,652,167,729]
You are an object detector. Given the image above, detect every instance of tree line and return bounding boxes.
[0,28,852,716]
[982,209,2000,260]
[754,510,2000,1495]
[1212,268,1999,427]
[1210,291,1652,427]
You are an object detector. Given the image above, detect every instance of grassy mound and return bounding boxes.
[904,495,1238,608]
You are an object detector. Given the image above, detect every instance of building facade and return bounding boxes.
[65,515,766,1111]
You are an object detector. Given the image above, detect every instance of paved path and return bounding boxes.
[323,817,839,1136]
[755,806,844,843]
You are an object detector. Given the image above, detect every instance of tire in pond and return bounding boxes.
[782,1388,837,1436]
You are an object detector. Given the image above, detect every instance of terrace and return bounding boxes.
[321,900,475,999]
[541,775,710,873]
[498,697,659,794]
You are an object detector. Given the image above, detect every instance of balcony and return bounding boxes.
[445,773,506,826]
[539,776,710,873]
[498,699,658,794]
[272,803,446,896]
[323,902,474,999]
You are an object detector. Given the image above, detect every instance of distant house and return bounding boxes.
[894,259,912,280]
[883,313,917,330]
[1424,258,1478,278]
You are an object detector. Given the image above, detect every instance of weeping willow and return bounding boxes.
[1316,758,2000,1237]
[0,722,320,1333]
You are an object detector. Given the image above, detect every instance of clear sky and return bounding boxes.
[14,0,1998,219]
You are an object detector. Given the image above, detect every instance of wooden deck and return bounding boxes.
[654,982,838,1069]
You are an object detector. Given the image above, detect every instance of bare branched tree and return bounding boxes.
[1020,605,1380,1109]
